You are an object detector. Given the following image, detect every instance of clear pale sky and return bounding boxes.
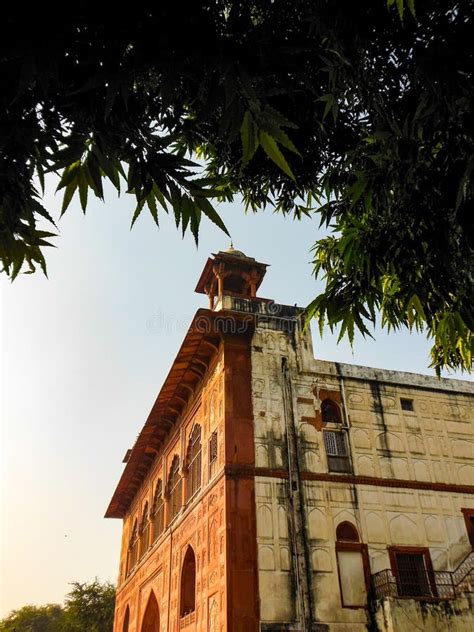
[1,178,472,616]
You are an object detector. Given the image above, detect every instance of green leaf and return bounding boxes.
[78,169,88,212]
[195,197,230,236]
[61,180,78,216]
[240,111,259,166]
[152,184,168,212]
[92,145,121,191]
[146,192,159,227]
[85,155,104,199]
[396,0,404,20]
[130,199,145,228]
[259,131,296,181]
[56,161,81,192]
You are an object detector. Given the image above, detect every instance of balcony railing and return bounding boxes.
[372,551,474,601]
[180,612,195,628]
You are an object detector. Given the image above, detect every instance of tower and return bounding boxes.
[107,249,474,632]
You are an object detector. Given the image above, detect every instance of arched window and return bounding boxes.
[186,425,202,502]
[180,546,196,618]
[141,591,160,632]
[151,480,164,542]
[167,455,182,522]
[139,502,150,559]
[336,521,360,542]
[122,606,130,632]
[321,399,342,424]
[208,431,218,479]
[335,521,369,607]
[128,519,139,572]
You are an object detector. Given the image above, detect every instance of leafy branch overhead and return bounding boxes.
[0,1,472,374]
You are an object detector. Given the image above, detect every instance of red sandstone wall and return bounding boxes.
[112,331,260,632]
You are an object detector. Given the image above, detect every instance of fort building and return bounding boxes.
[106,248,474,632]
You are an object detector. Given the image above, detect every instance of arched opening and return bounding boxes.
[122,606,130,632]
[141,591,160,632]
[223,273,249,296]
[167,455,182,523]
[128,518,139,572]
[335,521,369,607]
[336,521,359,542]
[321,399,342,424]
[139,502,150,559]
[151,480,164,542]
[180,546,196,618]
[186,425,202,502]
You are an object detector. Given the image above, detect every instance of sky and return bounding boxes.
[1,179,472,616]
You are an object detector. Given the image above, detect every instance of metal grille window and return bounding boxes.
[186,425,202,502]
[393,552,434,597]
[168,455,182,522]
[151,480,164,542]
[324,430,351,473]
[209,431,217,479]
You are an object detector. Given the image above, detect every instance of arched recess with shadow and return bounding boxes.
[321,398,342,424]
[180,546,196,618]
[122,605,130,632]
[141,591,160,632]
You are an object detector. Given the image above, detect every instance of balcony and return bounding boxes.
[180,612,195,628]
[372,551,474,601]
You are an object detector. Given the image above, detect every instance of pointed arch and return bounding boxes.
[128,518,139,572]
[321,398,342,424]
[335,521,370,608]
[151,479,164,542]
[336,521,360,542]
[122,606,130,632]
[186,424,202,502]
[141,591,160,632]
[139,502,150,559]
[180,545,196,618]
[167,455,182,522]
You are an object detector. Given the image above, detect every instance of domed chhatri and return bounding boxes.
[194,246,268,309]
[222,243,249,259]
[224,247,246,258]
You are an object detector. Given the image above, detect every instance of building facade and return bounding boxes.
[106,249,474,632]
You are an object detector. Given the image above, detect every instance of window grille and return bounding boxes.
[151,480,164,542]
[209,431,217,478]
[324,430,351,473]
[128,519,139,572]
[186,425,202,502]
[168,456,182,522]
[138,502,149,559]
[393,552,434,597]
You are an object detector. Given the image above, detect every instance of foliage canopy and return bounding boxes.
[1,1,472,374]
[0,581,115,632]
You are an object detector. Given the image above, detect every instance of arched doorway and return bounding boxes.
[141,591,160,632]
